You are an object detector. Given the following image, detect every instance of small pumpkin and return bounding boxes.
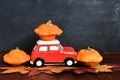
[34,20,63,40]
[77,47,103,67]
[3,47,30,66]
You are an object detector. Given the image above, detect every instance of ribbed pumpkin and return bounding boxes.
[34,20,63,40]
[77,47,103,67]
[3,47,30,66]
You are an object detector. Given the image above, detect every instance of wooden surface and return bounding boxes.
[0,52,120,80]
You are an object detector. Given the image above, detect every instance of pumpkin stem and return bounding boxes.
[85,47,91,52]
[46,20,53,26]
[15,47,20,50]
[88,47,91,50]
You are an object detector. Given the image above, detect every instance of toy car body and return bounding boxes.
[30,39,77,67]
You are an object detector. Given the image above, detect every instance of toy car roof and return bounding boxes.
[37,39,60,45]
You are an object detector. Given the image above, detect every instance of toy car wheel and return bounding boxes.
[64,58,74,66]
[34,59,44,67]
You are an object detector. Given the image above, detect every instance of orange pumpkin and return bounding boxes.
[77,47,103,67]
[3,47,30,66]
[34,20,63,40]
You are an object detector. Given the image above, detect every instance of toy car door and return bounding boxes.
[48,45,63,62]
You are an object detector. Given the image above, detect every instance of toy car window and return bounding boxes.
[50,46,58,51]
[39,46,48,51]
[33,45,36,50]
[60,45,63,50]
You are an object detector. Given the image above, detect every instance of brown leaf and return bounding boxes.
[107,64,120,71]
[73,67,95,74]
[28,69,53,76]
[0,66,29,74]
[28,65,75,76]
[91,64,113,73]
[27,67,53,76]
[27,66,76,75]
[28,68,41,76]
[44,66,75,73]
[0,64,119,76]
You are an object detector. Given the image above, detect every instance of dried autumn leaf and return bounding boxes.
[27,66,72,76]
[28,69,53,76]
[91,64,113,73]
[0,66,29,74]
[0,64,120,76]
[27,68,41,76]
[44,66,75,73]
[28,65,75,76]
[107,64,120,71]
[73,67,95,74]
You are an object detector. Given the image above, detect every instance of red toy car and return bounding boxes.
[30,39,77,66]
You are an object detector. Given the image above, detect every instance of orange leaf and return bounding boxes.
[91,64,113,73]
[0,66,29,74]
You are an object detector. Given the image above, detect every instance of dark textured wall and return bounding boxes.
[0,0,120,52]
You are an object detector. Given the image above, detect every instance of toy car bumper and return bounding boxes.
[75,61,77,64]
[30,61,34,65]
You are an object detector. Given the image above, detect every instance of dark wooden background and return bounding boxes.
[0,0,120,52]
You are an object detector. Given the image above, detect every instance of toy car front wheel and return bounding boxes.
[64,58,74,66]
[34,59,44,67]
